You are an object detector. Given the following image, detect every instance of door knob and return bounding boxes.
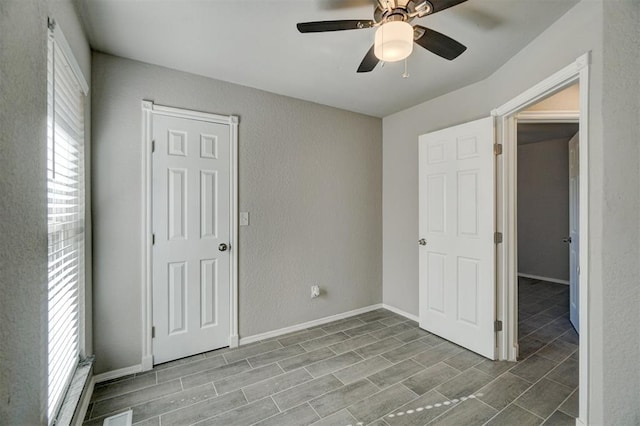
[218,243,229,252]
[418,239,427,246]
[562,237,572,244]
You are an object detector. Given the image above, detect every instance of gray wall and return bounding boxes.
[600,0,640,422]
[0,0,90,423]
[91,53,382,374]
[517,137,571,282]
[383,0,640,421]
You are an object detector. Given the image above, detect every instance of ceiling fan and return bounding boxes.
[297,0,468,73]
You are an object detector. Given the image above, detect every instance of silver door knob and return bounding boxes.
[218,243,229,252]
[418,239,427,246]
[562,237,572,244]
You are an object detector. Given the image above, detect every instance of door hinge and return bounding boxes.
[152,234,155,245]
[494,144,503,155]
[494,320,503,332]
[152,140,155,153]
[494,232,503,244]
[152,326,155,338]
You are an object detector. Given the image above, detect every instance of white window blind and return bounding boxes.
[47,20,87,424]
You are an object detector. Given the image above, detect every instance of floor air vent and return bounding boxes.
[102,410,132,426]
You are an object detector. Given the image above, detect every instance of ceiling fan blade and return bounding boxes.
[357,45,379,73]
[297,20,374,33]
[428,0,468,14]
[413,25,467,60]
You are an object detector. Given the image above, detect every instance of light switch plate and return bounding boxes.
[240,212,249,226]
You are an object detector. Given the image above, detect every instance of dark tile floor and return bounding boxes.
[84,282,578,425]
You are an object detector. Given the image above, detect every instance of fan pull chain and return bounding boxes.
[402,58,410,78]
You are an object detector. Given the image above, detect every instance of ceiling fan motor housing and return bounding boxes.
[374,0,433,23]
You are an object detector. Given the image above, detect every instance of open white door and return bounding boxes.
[152,113,232,364]
[568,133,580,333]
[418,117,496,359]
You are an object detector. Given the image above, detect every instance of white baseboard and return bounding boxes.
[93,364,143,384]
[518,273,569,285]
[229,334,239,348]
[511,342,520,363]
[73,376,95,426]
[239,304,383,345]
[141,355,153,372]
[381,304,419,322]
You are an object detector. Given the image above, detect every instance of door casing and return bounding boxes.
[492,53,590,425]
[141,101,239,370]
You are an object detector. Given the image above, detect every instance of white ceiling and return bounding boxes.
[79,0,579,117]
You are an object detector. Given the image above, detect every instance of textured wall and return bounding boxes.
[0,0,90,423]
[91,53,382,374]
[517,137,571,282]
[0,2,48,423]
[600,0,640,422]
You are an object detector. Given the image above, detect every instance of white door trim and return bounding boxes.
[140,101,239,370]
[516,110,580,123]
[492,52,590,425]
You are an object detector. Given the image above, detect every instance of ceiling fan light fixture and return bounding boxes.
[374,21,413,62]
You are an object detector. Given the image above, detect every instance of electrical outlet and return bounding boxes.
[311,285,320,299]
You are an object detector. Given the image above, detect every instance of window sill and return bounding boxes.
[54,356,94,425]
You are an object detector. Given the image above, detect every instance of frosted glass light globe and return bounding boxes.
[374,21,414,62]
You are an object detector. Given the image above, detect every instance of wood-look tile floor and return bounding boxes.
[84,280,578,426]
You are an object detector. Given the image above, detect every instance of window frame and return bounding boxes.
[46,18,89,425]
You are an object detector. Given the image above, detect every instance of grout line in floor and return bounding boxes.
[543,375,576,391]
[420,388,465,425]
[555,388,579,418]
[91,380,160,404]
[133,385,219,425]
[497,401,545,425]
[307,402,325,425]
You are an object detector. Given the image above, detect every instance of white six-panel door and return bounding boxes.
[152,114,231,364]
[568,133,580,333]
[418,117,496,359]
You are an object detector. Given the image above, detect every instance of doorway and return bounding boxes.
[515,111,580,420]
[493,54,590,424]
[140,101,240,368]
[516,110,579,361]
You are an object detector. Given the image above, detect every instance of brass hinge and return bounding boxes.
[152,326,155,338]
[152,140,155,153]
[494,144,503,155]
[494,232,503,244]
[494,320,503,332]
